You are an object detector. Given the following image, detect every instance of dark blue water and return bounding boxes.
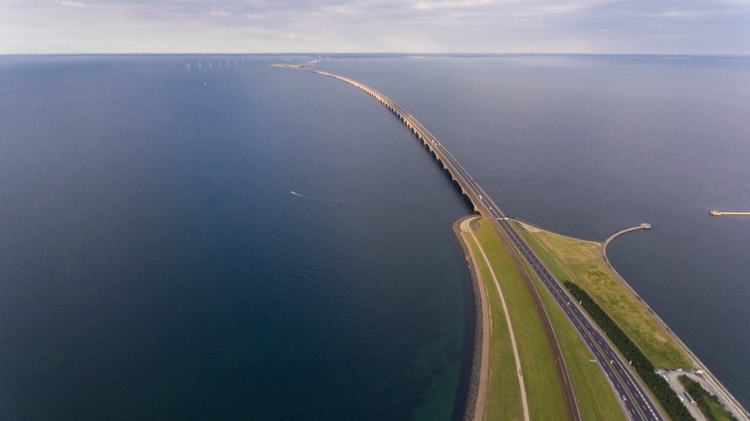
[0,56,473,420]
[317,55,750,409]
[1,55,749,419]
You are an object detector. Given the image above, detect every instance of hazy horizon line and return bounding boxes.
[3,52,750,58]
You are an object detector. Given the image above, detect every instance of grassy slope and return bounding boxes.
[471,220,567,420]
[524,250,628,421]
[515,222,690,369]
[464,232,523,421]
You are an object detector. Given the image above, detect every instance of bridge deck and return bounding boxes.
[310,70,488,212]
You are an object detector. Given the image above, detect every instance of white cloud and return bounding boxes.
[59,1,87,7]
[210,8,231,16]
[413,0,497,11]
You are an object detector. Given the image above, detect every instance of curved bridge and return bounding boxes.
[309,69,668,421]
[310,70,489,212]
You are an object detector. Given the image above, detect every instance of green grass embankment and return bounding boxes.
[468,218,627,420]
[467,219,568,420]
[463,231,523,420]
[513,222,690,369]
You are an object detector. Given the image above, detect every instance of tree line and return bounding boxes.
[564,281,695,421]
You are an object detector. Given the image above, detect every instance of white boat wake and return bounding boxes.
[290,191,366,203]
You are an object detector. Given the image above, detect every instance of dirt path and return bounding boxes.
[460,217,530,421]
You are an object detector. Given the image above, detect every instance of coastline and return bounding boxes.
[451,216,490,421]
[514,218,750,421]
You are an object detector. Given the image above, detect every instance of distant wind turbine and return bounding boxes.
[209,62,213,69]
[242,59,245,65]
[198,62,202,70]
[235,60,238,66]
[227,60,230,67]
[186,63,190,71]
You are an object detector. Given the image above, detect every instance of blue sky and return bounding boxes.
[1,0,749,54]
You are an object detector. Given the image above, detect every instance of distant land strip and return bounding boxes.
[710,210,750,216]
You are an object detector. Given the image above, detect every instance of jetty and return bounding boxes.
[601,223,651,265]
[603,223,651,249]
[710,210,750,216]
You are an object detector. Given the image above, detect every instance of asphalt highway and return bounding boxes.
[311,69,665,421]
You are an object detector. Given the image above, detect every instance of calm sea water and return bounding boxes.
[0,55,473,420]
[1,54,748,419]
